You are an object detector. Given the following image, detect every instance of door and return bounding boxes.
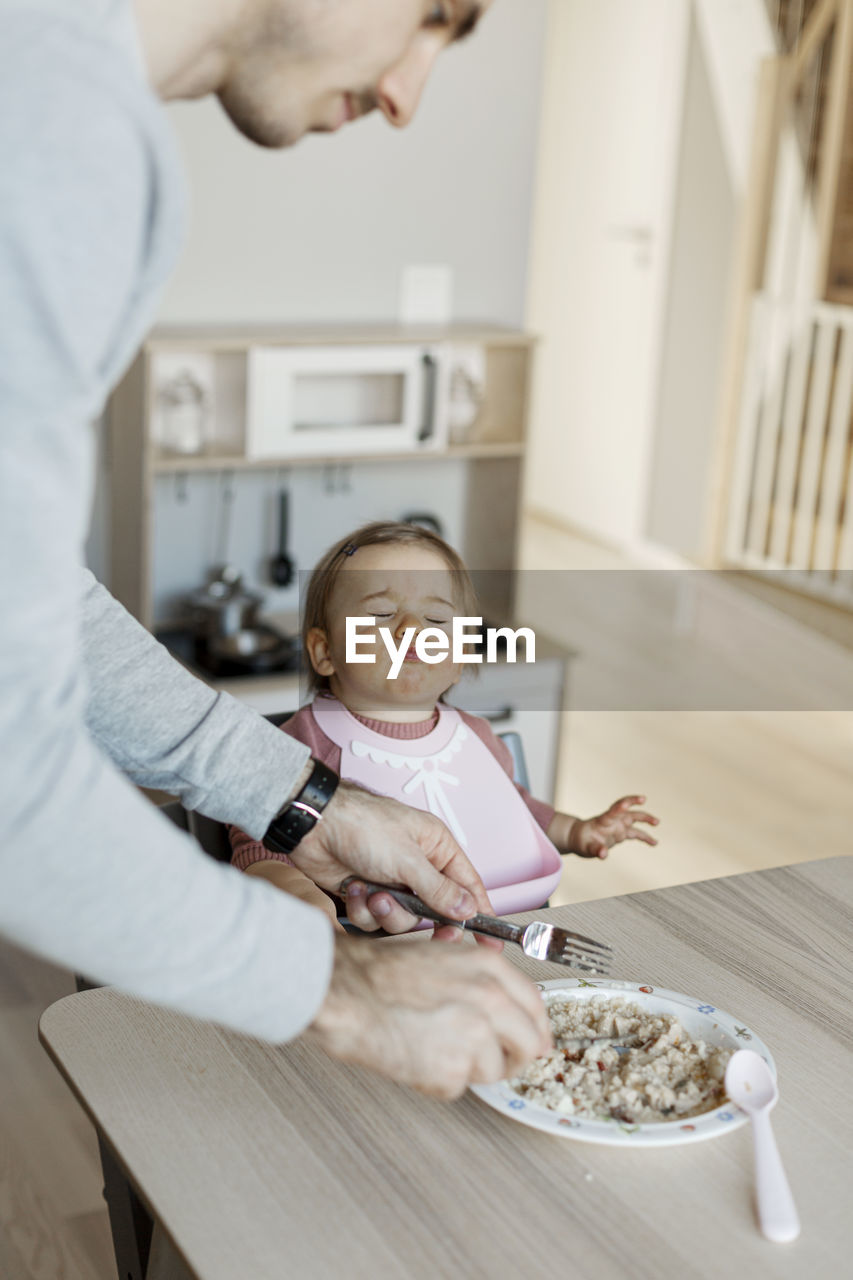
[525,0,690,549]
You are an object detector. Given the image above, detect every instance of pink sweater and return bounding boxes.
[230,702,555,872]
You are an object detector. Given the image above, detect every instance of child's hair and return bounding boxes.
[301,521,479,693]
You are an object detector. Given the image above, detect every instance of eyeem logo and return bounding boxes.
[345,616,536,680]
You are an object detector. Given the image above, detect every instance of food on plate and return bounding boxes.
[510,996,733,1124]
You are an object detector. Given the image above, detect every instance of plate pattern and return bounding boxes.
[469,978,775,1147]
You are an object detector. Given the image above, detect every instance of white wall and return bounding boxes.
[693,0,775,196]
[523,0,690,551]
[151,459,471,624]
[645,10,736,557]
[521,0,777,565]
[158,0,547,326]
[89,1,548,586]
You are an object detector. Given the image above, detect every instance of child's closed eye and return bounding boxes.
[369,613,450,625]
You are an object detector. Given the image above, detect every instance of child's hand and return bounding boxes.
[568,796,659,859]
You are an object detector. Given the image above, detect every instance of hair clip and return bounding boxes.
[342,542,358,557]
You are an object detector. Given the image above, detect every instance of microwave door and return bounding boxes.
[245,344,442,460]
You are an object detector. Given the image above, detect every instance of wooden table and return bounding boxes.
[40,857,853,1280]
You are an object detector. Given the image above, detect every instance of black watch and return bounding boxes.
[263,759,339,854]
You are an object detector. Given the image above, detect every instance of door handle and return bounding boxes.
[418,351,438,443]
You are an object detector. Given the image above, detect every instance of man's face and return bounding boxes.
[218,0,490,148]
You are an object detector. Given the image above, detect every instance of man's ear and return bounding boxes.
[306,627,335,678]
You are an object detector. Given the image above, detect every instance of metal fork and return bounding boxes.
[354,881,613,975]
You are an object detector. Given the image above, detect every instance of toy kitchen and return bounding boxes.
[105,324,571,800]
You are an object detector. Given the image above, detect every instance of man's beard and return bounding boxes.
[217,81,377,149]
[217,82,303,150]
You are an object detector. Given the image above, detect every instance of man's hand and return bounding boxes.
[287,782,495,936]
[567,795,659,859]
[305,935,552,1099]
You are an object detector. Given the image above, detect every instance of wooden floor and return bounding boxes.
[516,517,853,908]
[2,515,851,1278]
[0,945,115,1279]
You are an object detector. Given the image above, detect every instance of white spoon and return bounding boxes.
[725,1049,800,1243]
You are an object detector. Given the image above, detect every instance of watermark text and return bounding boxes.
[346,616,536,679]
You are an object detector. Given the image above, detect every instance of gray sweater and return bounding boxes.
[0,0,333,1041]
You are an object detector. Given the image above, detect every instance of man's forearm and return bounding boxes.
[0,718,333,1040]
[78,569,310,837]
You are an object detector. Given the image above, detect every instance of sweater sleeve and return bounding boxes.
[457,710,556,832]
[80,571,311,837]
[0,14,331,1042]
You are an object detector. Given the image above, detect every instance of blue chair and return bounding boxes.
[498,730,530,791]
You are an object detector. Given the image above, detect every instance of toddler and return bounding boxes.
[230,522,658,925]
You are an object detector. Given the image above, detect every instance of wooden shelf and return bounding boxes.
[151,440,525,473]
[145,322,538,352]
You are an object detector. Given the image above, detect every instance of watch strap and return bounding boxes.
[263,758,339,854]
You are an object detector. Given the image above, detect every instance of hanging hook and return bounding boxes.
[214,469,236,568]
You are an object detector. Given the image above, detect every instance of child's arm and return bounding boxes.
[456,711,659,859]
[547,795,659,859]
[243,859,344,929]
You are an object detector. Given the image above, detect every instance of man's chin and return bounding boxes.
[216,92,303,150]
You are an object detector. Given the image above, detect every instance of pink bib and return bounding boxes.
[311,697,562,915]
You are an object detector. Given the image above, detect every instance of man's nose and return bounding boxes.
[376,41,441,128]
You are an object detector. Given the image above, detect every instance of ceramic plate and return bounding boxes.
[469,978,775,1147]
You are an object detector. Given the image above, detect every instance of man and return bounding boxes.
[0,0,550,1099]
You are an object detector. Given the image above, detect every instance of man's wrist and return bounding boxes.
[264,758,339,854]
[305,936,371,1054]
[281,759,315,809]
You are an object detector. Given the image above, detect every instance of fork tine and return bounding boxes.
[562,941,609,963]
[560,942,611,974]
[555,933,611,960]
[561,955,609,975]
[558,927,613,953]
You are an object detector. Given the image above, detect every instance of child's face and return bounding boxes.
[308,542,464,718]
